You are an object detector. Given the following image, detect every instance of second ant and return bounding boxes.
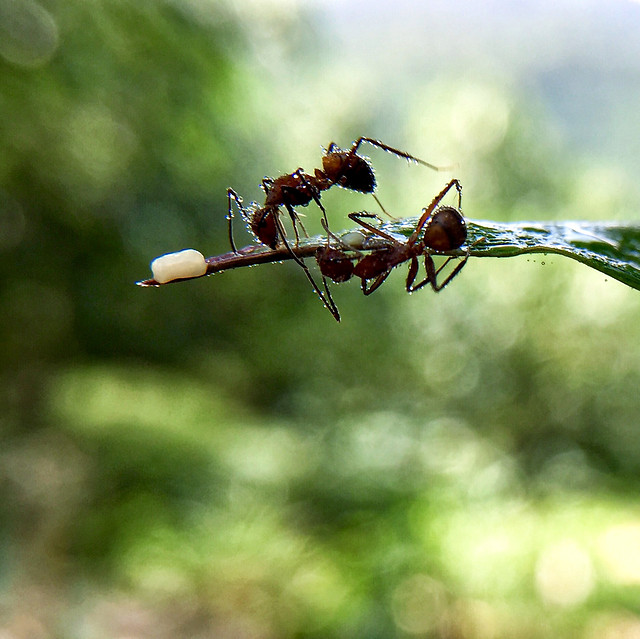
[316,178,469,296]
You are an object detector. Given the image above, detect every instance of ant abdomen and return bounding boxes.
[423,206,467,252]
[315,246,356,283]
[251,208,279,249]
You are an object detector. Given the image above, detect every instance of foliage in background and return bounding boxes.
[2,1,640,638]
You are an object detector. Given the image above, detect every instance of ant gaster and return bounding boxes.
[314,246,357,284]
[316,179,469,295]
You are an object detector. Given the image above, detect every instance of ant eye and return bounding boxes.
[151,249,207,283]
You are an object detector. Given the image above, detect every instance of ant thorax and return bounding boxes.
[352,247,396,280]
[264,173,317,208]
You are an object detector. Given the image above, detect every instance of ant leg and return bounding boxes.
[429,251,469,291]
[408,229,478,293]
[361,270,392,296]
[451,178,463,209]
[227,188,250,254]
[295,169,328,230]
[273,213,341,321]
[273,211,308,270]
[406,256,421,291]
[294,168,333,242]
[290,169,348,250]
[408,251,470,293]
[280,200,310,246]
[348,212,400,245]
[350,137,456,172]
[424,233,484,292]
[280,167,328,245]
[410,178,463,243]
[276,213,341,320]
[318,272,341,320]
[371,193,398,221]
[279,198,303,245]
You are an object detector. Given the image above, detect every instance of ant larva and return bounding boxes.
[150,248,208,284]
[316,179,469,296]
[227,138,453,321]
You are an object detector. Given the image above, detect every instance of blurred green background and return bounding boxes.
[3,0,640,637]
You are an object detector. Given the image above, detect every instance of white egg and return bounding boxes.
[151,249,207,284]
[340,231,366,249]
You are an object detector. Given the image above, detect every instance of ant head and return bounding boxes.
[322,149,376,194]
[422,206,467,251]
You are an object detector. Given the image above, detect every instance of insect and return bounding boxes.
[227,137,450,253]
[314,246,357,284]
[316,179,469,296]
[228,174,342,321]
[227,138,453,321]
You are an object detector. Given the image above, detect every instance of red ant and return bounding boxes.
[229,178,343,320]
[227,138,453,321]
[316,179,469,296]
[314,246,358,284]
[227,137,449,251]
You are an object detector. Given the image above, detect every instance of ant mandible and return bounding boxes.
[316,179,469,296]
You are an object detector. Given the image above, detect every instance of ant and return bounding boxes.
[227,137,450,252]
[314,246,358,284]
[227,138,453,321]
[229,180,343,321]
[316,179,469,296]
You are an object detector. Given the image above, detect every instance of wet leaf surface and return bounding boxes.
[138,219,640,291]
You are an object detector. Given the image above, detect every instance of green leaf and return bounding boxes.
[462,220,640,291]
[137,219,640,292]
[376,216,640,290]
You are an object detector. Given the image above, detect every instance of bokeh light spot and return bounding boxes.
[449,84,511,156]
[0,0,58,68]
[392,574,448,635]
[598,523,640,585]
[535,539,594,606]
